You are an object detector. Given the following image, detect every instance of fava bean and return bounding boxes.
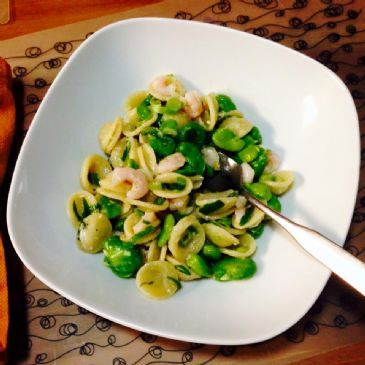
[244,182,272,201]
[202,242,222,261]
[137,95,152,121]
[213,257,256,281]
[160,119,178,137]
[248,222,265,239]
[186,254,212,277]
[267,194,281,212]
[216,94,237,112]
[176,142,205,175]
[212,128,245,152]
[250,148,268,178]
[179,122,206,146]
[148,136,176,157]
[103,236,143,278]
[237,145,260,163]
[99,195,122,219]
[165,97,183,114]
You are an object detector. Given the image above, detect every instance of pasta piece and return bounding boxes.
[168,196,189,211]
[124,90,148,113]
[232,206,265,230]
[189,175,204,190]
[137,143,157,178]
[123,211,160,244]
[168,216,205,261]
[80,154,112,193]
[136,261,180,299]
[264,150,280,174]
[67,191,97,229]
[161,111,189,128]
[147,240,161,262]
[98,116,123,154]
[261,170,294,195]
[219,116,252,138]
[159,245,168,261]
[199,93,219,131]
[109,137,139,169]
[220,233,257,259]
[202,223,239,247]
[77,212,112,253]
[122,108,158,137]
[150,173,193,199]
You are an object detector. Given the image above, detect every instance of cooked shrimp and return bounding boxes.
[149,75,176,100]
[202,146,219,170]
[241,162,255,184]
[182,90,203,118]
[156,153,186,174]
[169,196,189,211]
[236,195,247,209]
[111,167,148,199]
[264,150,280,174]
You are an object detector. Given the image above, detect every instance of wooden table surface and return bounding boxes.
[1,1,365,364]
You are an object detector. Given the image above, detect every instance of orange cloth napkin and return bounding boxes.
[0,57,15,351]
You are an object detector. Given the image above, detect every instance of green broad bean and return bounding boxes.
[165,97,183,115]
[148,135,176,157]
[113,218,125,232]
[160,119,178,137]
[202,242,222,261]
[250,148,268,178]
[267,195,281,212]
[178,122,206,147]
[212,128,245,152]
[142,127,162,138]
[216,94,237,112]
[199,200,224,215]
[176,142,205,175]
[157,214,175,247]
[99,195,122,219]
[103,236,143,278]
[132,226,158,244]
[237,145,260,163]
[243,126,262,145]
[244,182,272,201]
[186,254,212,277]
[137,95,153,121]
[248,222,264,239]
[213,257,257,281]
[177,165,196,176]
[121,140,131,162]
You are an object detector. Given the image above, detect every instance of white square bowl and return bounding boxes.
[7,18,359,345]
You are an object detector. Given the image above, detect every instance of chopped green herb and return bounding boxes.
[199,200,224,215]
[137,95,153,121]
[240,206,254,226]
[154,197,166,205]
[132,226,157,244]
[167,276,182,290]
[121,141,131,161]
[175,265,191,275]
[128,159,139,169]
[99,195,121,219]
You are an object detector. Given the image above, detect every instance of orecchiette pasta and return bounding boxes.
[67,74,294,299]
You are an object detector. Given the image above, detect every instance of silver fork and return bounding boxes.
[218,152,365,296]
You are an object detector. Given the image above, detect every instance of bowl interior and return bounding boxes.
[7,18,359,345]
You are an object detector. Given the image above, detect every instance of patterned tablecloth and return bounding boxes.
[1,0,365,364]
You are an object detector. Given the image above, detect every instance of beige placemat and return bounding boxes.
[1,0,365,364]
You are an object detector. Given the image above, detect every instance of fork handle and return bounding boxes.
[244,193,365,296]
